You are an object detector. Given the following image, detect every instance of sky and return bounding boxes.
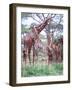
[22,17,38,26]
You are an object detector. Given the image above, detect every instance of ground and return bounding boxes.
[21,63,63,77]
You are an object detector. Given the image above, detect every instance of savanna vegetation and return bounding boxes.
[21,63,63,77]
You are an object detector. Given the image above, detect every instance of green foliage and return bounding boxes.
[21,24,31,33]
[21,63,63,77]
[21,13,32,19]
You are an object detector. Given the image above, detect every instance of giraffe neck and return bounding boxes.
[35,18,50,34]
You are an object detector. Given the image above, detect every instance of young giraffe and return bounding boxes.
[46,32,62,64]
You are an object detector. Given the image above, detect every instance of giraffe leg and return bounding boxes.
[23,49,27,65]
[33,47,35,65]
[28,48,31,64]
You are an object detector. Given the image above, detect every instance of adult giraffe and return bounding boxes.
[23,17,52,65]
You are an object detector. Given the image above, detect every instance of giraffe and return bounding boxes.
[23,17,52,65]
[46,32,62,64]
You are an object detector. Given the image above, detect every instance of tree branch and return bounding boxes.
[31,15,41,23]
[46,13,50,18]
[51,14,56,18]
[58,15,63,24]
[42,13,45,20]
[36,14,44,21]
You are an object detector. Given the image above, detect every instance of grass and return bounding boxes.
[21,63,63,77]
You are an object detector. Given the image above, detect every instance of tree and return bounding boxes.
[21,13,63,42]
